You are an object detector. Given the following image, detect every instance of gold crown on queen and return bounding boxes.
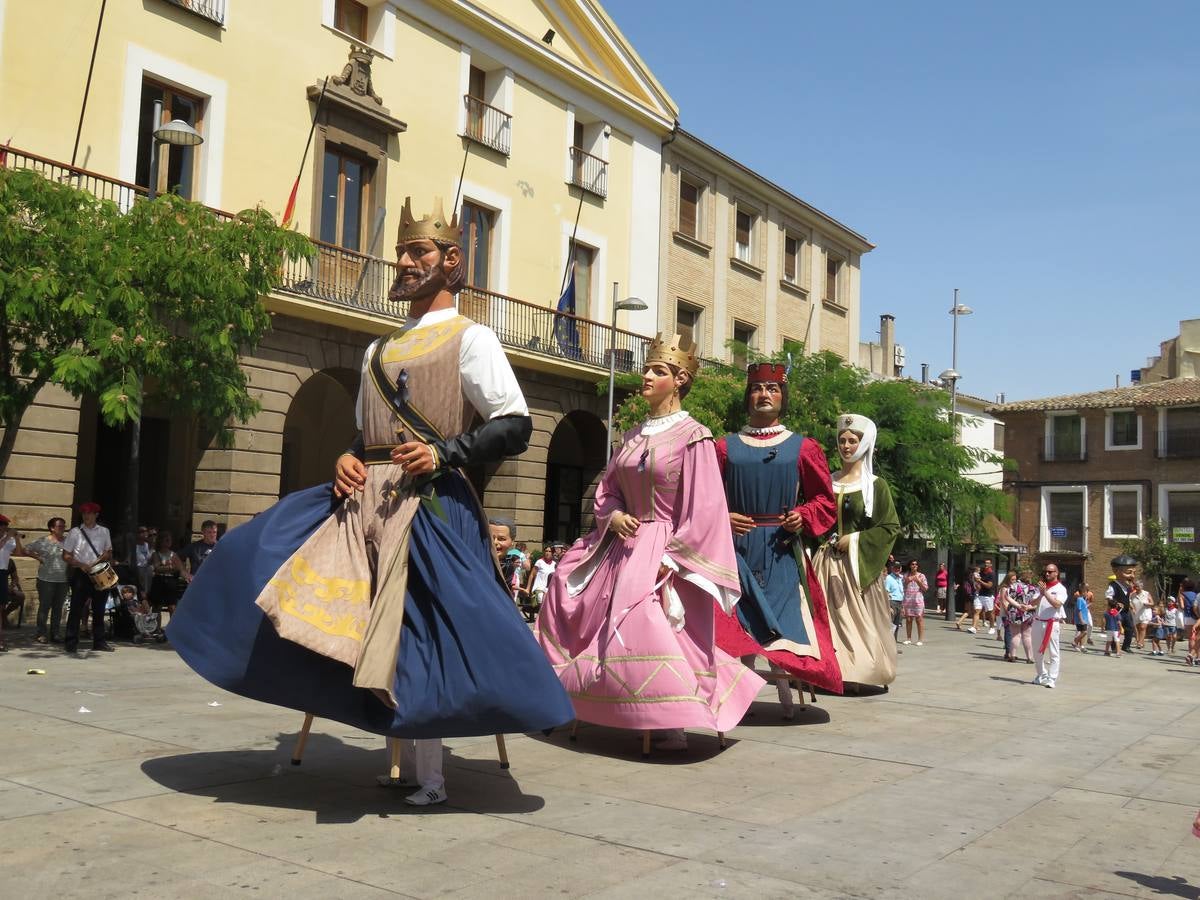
[645,332,699,376]
[397,196,460,246]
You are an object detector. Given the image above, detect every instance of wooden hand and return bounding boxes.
[781,510,803,534]
[334,453,367,497]
[392,441,436,476]
[729,513,756,536]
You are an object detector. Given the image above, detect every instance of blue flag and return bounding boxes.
[553,267,582,360]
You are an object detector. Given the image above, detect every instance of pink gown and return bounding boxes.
[536,413,766,732]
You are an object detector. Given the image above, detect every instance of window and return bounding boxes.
[783,234,802,284]
[676,301,701,352]
[734,208,753,263]
[1160,407,1200,458]
[1044,412,1085,460]
[319,147,371,251]
[824,253,842,303]
[135,80,204,199]
[1040,486,1087,554]
[460,201,494,290]
[1106,409,1140,450]
[678,178,700,239]
[572,244,595,320]
[732,322,756,369]
[468,65,486,101]
[569,117,608,198]
[1161,485,1200,547]
[334,0,367,39]
[1104,485,1142,539]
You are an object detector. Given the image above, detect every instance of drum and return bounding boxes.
[88,561,119,591]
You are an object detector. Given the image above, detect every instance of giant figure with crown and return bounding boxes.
[535,335,765,752]
[169,197,573,804]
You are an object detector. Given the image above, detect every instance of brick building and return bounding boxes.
[990,379,1200,590]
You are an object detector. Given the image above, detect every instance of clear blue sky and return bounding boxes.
[604,0,1199,402]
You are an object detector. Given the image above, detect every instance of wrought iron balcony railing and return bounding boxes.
[570,145,608,198]
[1157,429,1200,459]
[1039,445,1087,463]
[463,95,512,156]
[2,143,657,376]
[1040,527,1086,555]
[162,0,226,26]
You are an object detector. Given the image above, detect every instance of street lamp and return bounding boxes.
[145,100,204,201]
[125,102,205,565]
[606,282,648,462]
[941,290,972,620]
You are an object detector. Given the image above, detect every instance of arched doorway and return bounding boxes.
[279,368,359,496]
[543,410,607,544]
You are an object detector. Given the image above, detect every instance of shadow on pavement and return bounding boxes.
[741,699,831,727]
[530,722,733,764]
[140,729,546,821]
[1114,870,1197,898]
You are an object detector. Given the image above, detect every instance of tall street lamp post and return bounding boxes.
[125,102,204,562]
[605,282,647,462]
[939,289,973,620]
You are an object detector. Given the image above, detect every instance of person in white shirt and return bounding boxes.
[61,501,116,654]
[525,545,556,618]
[1032,562,1068,688]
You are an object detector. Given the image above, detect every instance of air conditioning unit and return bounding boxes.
[894,345,906,367]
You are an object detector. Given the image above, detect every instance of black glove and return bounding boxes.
[430,415,532,469]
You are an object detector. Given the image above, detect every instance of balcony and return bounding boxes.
[162,0,226,26]
[570,146,608,198]
[1157,429,1200,459]
[1039,445,1087,463]
[463,96,511,156]
[3,144,650,377]
[1040,526,1086,555]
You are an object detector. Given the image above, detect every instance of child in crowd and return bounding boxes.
[1104,605,1122,657]
[1073,588,1091,652]
[1149,604,1166,656]
[1165,598,1183,655]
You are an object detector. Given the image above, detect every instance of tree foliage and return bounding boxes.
[1121,518,1200,601]
[0,167,311,475]
[605,341,1008,544]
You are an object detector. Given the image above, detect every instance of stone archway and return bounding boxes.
[542,410,607,544]
[279,367,359,497]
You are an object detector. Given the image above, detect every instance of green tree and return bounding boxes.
[0,167,311,488]
[604,341,1006,543]
[1121,518,1200,601]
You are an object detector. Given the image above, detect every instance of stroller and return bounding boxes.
[111,584,167,644]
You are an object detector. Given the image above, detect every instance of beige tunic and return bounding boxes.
[255,315,479,702]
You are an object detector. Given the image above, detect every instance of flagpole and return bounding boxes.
[71,0,107,169]
[283,77,330,226]
[560,187,585,296]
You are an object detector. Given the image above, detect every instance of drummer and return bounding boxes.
[62,501,116,655]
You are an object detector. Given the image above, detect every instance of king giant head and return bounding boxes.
[388,196,466,304]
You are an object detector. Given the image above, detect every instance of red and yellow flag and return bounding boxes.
[281,176,300,229]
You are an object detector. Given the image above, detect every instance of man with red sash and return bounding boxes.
[1032,561,1068,688]
[713,363,843,714]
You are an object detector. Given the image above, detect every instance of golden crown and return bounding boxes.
[397,196,460,246]
[645,332,699,376]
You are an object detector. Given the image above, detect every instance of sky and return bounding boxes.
[602,0,1199,402]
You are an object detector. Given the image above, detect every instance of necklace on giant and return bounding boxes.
[740,423,785,437]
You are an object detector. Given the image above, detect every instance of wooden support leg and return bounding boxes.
[641,730,651,758]
[807,683,817,704]
[569,720,579,743]
[291,713,314,766]
[389,737,402,780]
[495,734,510,770]
[718,731,727,750]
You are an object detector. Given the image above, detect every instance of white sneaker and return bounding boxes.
[966,627,977,634]
[987,627,996,636]
[404,786,448,806]
[1044,680,1056,689]
[1031,674,1045,685]
[903,640,912,645]
[916,641,923,646]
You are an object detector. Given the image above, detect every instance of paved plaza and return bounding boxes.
[3,621,1200,899]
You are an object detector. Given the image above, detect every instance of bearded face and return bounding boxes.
[388,240,447,304]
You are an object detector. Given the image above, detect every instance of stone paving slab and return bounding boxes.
[3,622,1200,898]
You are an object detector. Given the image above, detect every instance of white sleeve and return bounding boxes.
[356,338,383,430]
[1104,584,1115,601]
[63,529,81,556]
[459,324,528,420]
[97,527,113,555]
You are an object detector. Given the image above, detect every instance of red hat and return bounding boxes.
[0,514,9,526]
[78,501,101,514]
[746,362,787,385]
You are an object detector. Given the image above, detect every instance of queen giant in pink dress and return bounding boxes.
[536,411,766,733]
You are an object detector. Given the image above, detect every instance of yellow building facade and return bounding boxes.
[0,0,676,546]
